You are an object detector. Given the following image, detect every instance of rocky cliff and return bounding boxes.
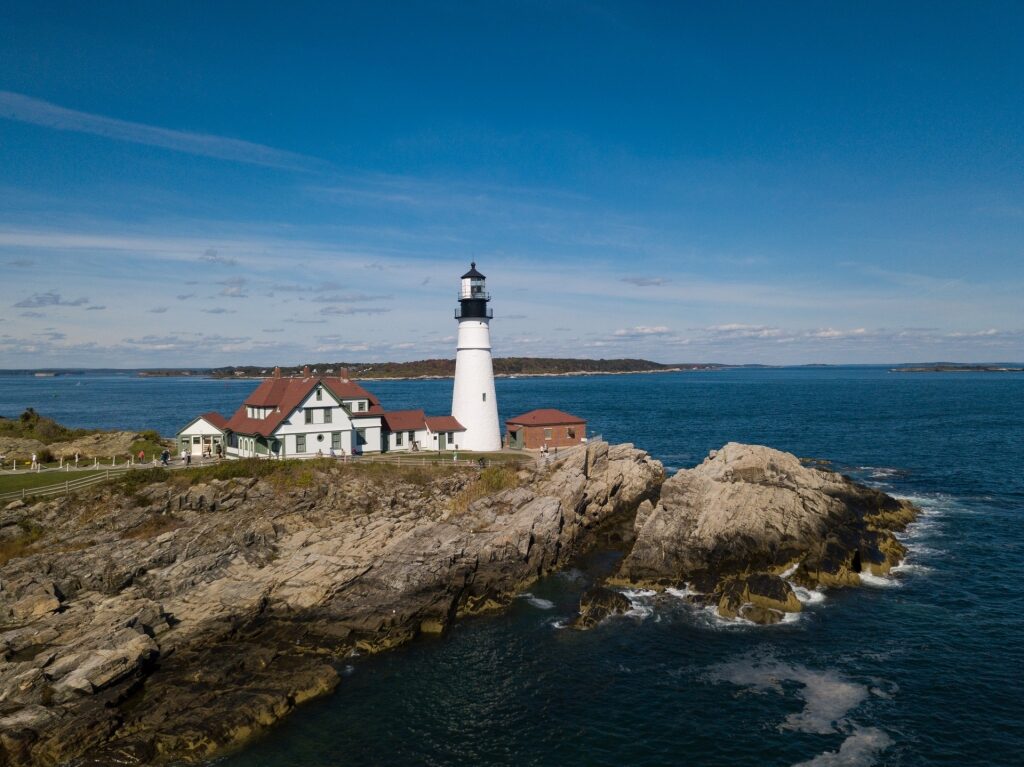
[610,443,919,624]
[0,442,662,766]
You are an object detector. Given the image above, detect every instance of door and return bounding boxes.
[439,433,447,451]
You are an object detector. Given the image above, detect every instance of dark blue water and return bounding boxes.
[2,369,1022,766]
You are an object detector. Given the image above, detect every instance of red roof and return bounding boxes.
[201,412,229,430]
[505,409,586,427]
[383,409,426,432]
[425,415,465,432]
[225,376,382,437]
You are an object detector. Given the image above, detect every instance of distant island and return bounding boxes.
[891,364,1024,373]
[139,358,727,380]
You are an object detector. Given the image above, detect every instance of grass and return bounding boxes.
[0,520,45,565]
[0,470,107,495]
[449,465,521,515]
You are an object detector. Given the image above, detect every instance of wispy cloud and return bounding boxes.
[218,276,248,298]
[13,290,89,308]
[319,306,391,316]
[200,248,237,266]
[0,90,319,171]
[311,293,391,303]
[202,307,236,314]
[148,306,169,314]
[622,277,669,287]
[614,325,671,337]
[6,258,33,267]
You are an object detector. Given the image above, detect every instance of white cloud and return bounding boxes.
[613,325,671,337]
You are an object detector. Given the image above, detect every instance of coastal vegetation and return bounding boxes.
[144,357,723,379]
[0,410,170,465]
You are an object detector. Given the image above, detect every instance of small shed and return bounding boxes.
[505,409,586,450]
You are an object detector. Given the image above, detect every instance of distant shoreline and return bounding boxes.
[891,365,1024,373]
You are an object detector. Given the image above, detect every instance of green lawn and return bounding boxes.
[0,470,107,495]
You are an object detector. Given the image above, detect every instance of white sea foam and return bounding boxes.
[518,593,555,610]
[791,726,894,767]
[705,655,871,735]
[792,585,827,605]
[780,562,800,578]
[858,571,899,588]
[620,589,656,620]
[890,561,933,575]
[666,585,697,599]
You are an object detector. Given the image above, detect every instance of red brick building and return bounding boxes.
[506,409,587,450]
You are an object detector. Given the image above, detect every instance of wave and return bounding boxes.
[858,571,900,588]
[620,588,657,620]
[792,585,827,605]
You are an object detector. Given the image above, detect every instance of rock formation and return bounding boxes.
[569,586,632,630]
[612,443,919,624]
[0,441,662,766]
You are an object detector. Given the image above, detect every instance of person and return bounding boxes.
[185,451,192,466]
[138,449,145,463]
[329,446,336,458]
[317,448,323,458]
[31,452,38,470]
[161,449,170,466]
[74,452,80,467]
[215,444,222,460]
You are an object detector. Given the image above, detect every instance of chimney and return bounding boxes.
[302,365,311,378]
[340,367,350,382]
[273,366,282,379]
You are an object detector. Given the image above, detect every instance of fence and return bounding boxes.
[0,466,131,502]
[0,451,539,503]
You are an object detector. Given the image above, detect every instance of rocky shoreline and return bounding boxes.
[0,440,920,765]
[0,443,661,765]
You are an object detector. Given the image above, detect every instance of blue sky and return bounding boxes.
[1,1,1022,366]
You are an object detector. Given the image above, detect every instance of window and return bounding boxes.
[356,429,367,445]
[315,388,323,401]
[316,434,325,443]
[296,435,306,453]
[567,427,576,439]
[304,409,313,424]
[324,408,332,424]
[357,401,367,412]
[331,432,342,449]
[482,392,486,402]
[395,431,405,446]
[544,428,553,440]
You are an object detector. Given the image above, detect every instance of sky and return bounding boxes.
[1,1,1022,367]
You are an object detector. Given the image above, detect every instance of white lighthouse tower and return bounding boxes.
[451,262,501,451]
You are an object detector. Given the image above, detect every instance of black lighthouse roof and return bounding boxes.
[461,262,485,280]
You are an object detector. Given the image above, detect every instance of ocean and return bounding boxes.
[2,367,1022,766]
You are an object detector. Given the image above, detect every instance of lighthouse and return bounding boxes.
[451,262,501,451]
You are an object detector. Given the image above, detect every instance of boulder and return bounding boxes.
[569,587,632,630]
[614,443,919,611]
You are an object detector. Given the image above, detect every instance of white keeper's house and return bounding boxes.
[177,366,465,459]
[177,262,503,460]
